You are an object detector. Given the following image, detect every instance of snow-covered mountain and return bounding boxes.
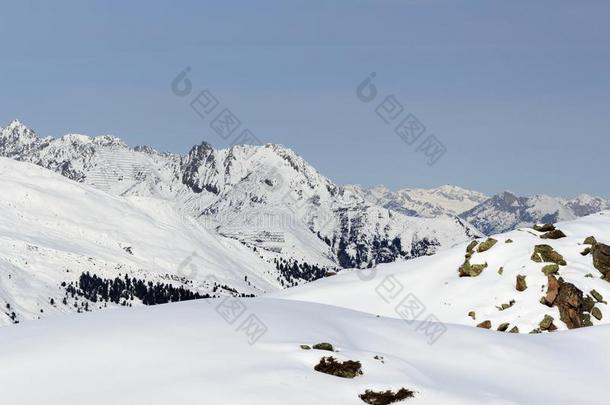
[347,183,609,238]
[280,211,610,333]
[565,194,610,217]
[459,191,609,235]
[352,184,488,217]
[1,122,609,403]
[0,119,479,276]
[0,157,283,326]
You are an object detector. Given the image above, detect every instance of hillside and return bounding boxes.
[279,211,610,333]
[0,157,281,326]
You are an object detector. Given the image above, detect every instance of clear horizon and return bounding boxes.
[1,0,608,198]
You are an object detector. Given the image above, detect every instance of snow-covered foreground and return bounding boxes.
[0,297,607,404]
[279,212,610,332]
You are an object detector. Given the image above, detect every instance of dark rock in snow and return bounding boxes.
[591,243,610,281]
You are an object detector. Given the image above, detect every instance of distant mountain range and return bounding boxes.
[353,184,608,236]
[0,120,479,277]
[350,183,608,235]
[459,191,610,235]
[0,118,607,273]
[351,184,489,217]
[0,118,608,326]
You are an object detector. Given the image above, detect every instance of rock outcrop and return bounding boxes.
[314,357,362,379]
[541,264,560,276]
[477,238,498,253]
[591,243,610,281]
[534,224,556,232]
[543,275,593,329]
[477,320,492,329]
[458,260,488,277]
[531,244,567,265]
[540,229,566,240]
[539,314,557,331]
[516,274,527,291]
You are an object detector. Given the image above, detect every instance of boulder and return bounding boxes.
[539,315,557,331]
[531,244,567,265]
[534,224,556,232]
[516,274,527,291]
[314,356,362,378]
[477,320,492,329]
[477,238,498,253]
[584,236,597,245]
[545,275,560,306]
[541,264,559,276]
[508,326,519,333]
[468,311,476,320]
[591,289,605,303]
[555,279,585,329]
[505,239,514,244]
[359,388,415,404]
[497,322,510,332]
[583,296,596,313]
[540,229,566,240]
[496,300,515,311]
[544,275,589,329]
[300,344,311,350]
[458,260,487,277]
[466,240,479,253]
[591,243,610,281]
[592,307,603,321]
[312,342,334,351]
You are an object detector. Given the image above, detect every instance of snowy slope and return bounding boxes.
[0,297,607,404]
[0,157,281,326]
[279,212,610,333]
[0,119,479,272]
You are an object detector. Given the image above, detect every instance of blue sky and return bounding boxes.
[1,0,608,197]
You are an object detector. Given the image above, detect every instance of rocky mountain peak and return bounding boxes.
[7,118,25,128]
[0,119,42,157]
[494,191,520,206]
[2,119,37,138]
